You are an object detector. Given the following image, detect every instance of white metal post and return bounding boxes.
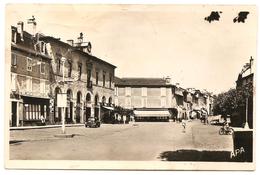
[99,103,101,121]
[62,58,65,82]
[61,57,66,133]
[62,107,66,134]
[244,98,249,129]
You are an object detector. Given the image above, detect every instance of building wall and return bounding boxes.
[115,86,172,109]
[11,49,50,98]
[10,38,52,126]
[45,39,115,123]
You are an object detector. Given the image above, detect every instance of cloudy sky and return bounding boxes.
[6,4,257,93]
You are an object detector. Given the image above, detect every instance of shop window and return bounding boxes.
[27,57,32,71]
[24,104,43,120]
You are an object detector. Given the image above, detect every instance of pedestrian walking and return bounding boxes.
[181,119,186,133]
[40,115,46,125]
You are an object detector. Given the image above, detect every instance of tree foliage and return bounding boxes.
[213,82,253,116]
[114,106,133,116]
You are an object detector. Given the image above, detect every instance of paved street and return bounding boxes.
[10,120,233,160]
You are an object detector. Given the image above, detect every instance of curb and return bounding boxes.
[10,124,85,130]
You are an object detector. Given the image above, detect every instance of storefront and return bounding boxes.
[101,106,114,123]
[134,109,170,122]
[21,96,50,126]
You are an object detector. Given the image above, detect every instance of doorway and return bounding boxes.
[11,102,17,127]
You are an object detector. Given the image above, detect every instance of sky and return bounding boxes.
[6,4,257,93]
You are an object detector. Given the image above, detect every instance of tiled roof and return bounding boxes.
[115,77,171,87]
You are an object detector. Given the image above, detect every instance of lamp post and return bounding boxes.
[54,56,73,138]
[61,56,66,134]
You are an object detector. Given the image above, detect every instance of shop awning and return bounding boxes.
[134,110,170,117]
[102,106,114,110]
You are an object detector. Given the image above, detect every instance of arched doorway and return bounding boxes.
[102,96,106,106]
[76,91,82,123]
[85,93,91,121]
[65,89,73,123]
[94,94,99,119]
[54,87,62,123]
[108,97,112,106]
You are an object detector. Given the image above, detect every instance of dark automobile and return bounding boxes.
[85,117,101,128]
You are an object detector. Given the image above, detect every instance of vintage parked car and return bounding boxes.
[85,117,101,128]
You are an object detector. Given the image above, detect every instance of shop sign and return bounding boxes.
[57,93,67,107]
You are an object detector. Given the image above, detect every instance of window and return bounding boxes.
[109,74,112,88]
[96,71,99,85]
[24,104,42,120]
[11,27,17,43]
[57,58,61,74]
[27,57,32,71]
[87,69,91,87]
[78,63,82,80]
[11,53,17,66]
[68,62,72,77]
[40,60,45,74]
[103,72,106,87]
[40,42,46,54]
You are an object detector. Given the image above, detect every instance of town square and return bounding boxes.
[5,4,256,170]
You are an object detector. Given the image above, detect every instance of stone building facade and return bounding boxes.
[41,33,116,124]
[9,21,116,127]
[114,77,173,121]
[115,77,214,122]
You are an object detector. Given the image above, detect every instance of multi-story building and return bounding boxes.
[235,57,254,128]
[41,33,116,124]
[114,77,214,122]
[10,22,52,126]
[183,89,193,119]
[9,21,116,126]
[114,77,173,121]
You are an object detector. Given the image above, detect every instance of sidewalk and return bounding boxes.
[9,123,133,143]
[10,123,84,130]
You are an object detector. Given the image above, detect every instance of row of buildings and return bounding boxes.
[10,20,116,127]
[9,19,213,127]
[114,77,213,122]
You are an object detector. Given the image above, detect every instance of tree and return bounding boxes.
[213,82,253,117]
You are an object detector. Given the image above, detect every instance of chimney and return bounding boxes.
[67,39,74,46]
[165,76,171,84]
[86,42,92,54]
[77,32,83,44]
[27,15,37,36]
[17,21,24,41]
